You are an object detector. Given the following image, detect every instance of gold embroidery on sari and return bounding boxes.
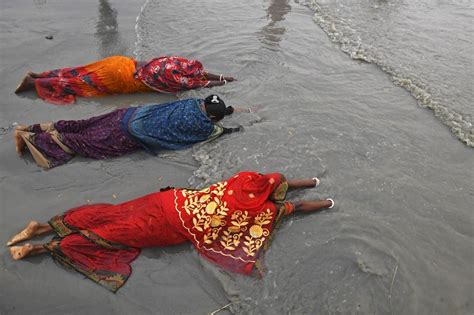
[243,209,272,257]
[181,181,229,233]
[220,210,249,250]
[175,179,277,262]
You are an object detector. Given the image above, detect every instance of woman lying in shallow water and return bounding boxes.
[15,56,235,104]
[7,171,335,292]
[14,94,246,168]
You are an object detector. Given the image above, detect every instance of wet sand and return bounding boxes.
[0,1,231,314]
[1,0,473,314]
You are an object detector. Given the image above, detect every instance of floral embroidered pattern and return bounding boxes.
[220,210,249,251]
[243,209,272,256]
[181,181,229,233]
[176,180,275,261]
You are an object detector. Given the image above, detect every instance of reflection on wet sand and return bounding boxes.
[96,0,127,57]
[259,0,291,47]
[33,0,47,7]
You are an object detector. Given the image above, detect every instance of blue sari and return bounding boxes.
[121,98,222,154]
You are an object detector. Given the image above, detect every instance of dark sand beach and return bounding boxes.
[1,0,473,314]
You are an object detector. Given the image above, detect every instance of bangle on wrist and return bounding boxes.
[219,74,223,81]
[223,79,227,85]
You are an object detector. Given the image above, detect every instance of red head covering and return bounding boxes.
[171,172,291,275]
[134,56,209,93]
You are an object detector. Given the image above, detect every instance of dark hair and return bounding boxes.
[204,95,234,121]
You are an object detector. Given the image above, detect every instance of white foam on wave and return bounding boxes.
[300,0,473,147]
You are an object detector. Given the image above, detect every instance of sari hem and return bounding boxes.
[48,214,76,237]
[19,128,76,168]
[49,214,132,250]
[254,202,291,275]
[19,131,53,168]
[43,239,136,293]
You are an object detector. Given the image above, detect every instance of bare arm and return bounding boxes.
[233,107,252,113]
[205,72,235,82]
[222,126,242,134]
[287,178,319,189]
[293,200,333,213]
[206,81,226,88]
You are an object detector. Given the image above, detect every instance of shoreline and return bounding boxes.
[1,0,472,314]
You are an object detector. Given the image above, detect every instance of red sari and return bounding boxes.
[34,56,152,105]
[45,172,294,292]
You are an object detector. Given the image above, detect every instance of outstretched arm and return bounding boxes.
[222,126,242,134]
[287,178,319,189]
[205,72,235,82]
[293,199,334,213]
[233,107,252,113]
[206,80,226,88]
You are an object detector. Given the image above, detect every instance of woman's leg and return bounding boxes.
[14,73,36,93]
[287,178,319,189]
[6,221,53,246]
[13,124,50,156]
[9,243,48,260]
[29,72,44,78]
[15,127,75,168]
[14,128,27,156]
[294,199,334,213]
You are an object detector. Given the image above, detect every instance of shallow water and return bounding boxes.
[302,0,474,146]
[0,0,473,314]
[135,0,473,313]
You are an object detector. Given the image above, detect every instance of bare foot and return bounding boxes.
[14,129,26,156]
[15,74,34,93]
[7,221,39,246]
[16,124,29,131]
[10,243,34,260]
[28,71,41,78]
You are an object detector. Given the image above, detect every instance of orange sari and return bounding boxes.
[34,56,152,104]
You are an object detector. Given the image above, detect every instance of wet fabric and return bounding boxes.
[134,56,210,93]
[43,172,293,292]
[23,109,141,168]
[46,192,188,292]
[168,172,293,275]
[34,56,152,105]
[123,98,218,152]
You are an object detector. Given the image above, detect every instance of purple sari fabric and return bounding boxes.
[32,109,141,167]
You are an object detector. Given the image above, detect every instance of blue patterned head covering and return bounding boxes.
[123,98,215,153]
